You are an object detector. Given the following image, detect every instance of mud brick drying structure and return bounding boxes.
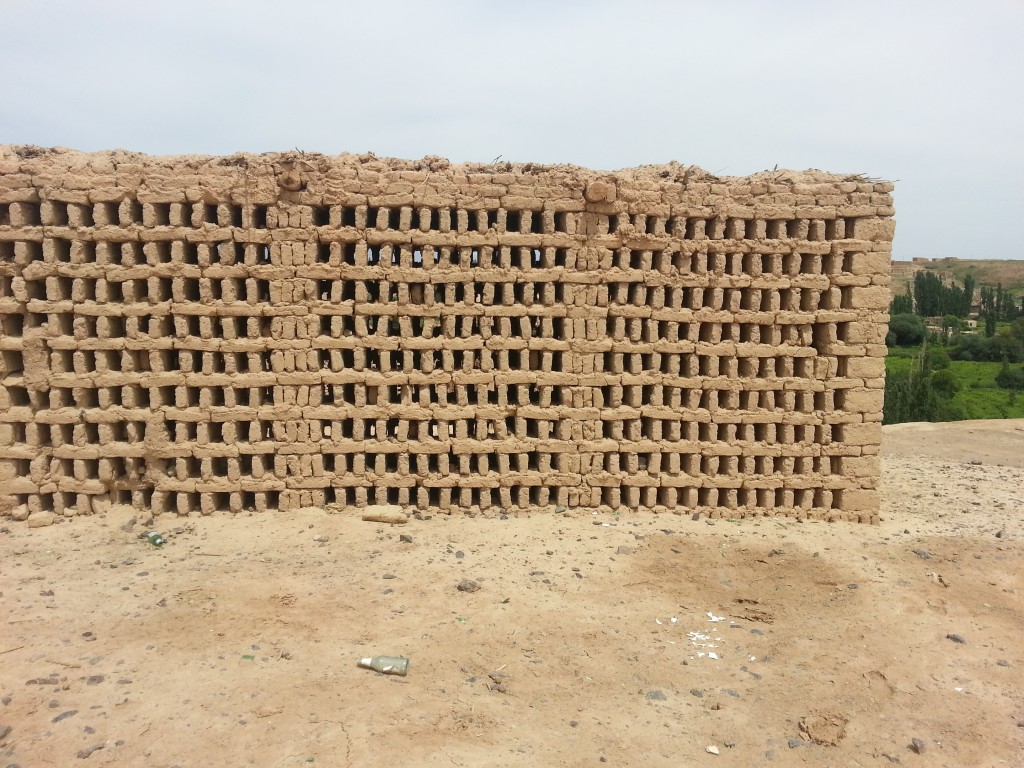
[0,147,894,522]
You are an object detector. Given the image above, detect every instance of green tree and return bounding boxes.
[884,340,964,425]
[950,333,1024,363]
[886,313,926,347]
[995,361,1024,391]
[935,398,969,422]
[890,288,913,316]
[925,346,951,370]
[930,368,959,398]
[961,273,976,316]
[941,314,960,344]
[913,271,974,319]
[914,271,942,317]
[883,369,914,424]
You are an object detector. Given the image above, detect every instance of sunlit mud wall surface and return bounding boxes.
[0,147,893,521]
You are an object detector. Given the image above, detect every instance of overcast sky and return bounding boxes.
[3,0,1022,260]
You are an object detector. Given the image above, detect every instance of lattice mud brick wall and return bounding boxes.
[0,146,894,522]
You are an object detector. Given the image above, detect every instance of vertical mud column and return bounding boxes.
[828,230,893,522]
[561,242,602,508]
[267,202,317,513]
[0,199,45,517]
[577,188,619,511]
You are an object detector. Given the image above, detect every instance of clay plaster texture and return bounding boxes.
[0,146,893,521]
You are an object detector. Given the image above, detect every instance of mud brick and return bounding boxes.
[0,147,891,520]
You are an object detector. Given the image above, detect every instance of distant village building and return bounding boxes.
[889,259,957,287]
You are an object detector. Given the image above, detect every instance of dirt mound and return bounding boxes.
[800,711,849,746]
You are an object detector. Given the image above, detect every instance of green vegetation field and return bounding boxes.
[885,265,1024,423]
[885,350,1024,420]
[947,361,1024,418]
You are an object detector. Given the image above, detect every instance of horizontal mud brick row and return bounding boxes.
[0,146,892,522]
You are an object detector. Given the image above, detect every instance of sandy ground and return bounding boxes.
[1,421,1023,768]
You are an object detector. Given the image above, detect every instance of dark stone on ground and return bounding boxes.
[76,744,104,759]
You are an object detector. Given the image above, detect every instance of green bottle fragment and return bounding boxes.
[145,532,165,547]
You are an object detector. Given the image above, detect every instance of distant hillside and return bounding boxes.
[891,258,1024,300]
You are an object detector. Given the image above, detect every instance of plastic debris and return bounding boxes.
[688,629,721,659]
[358,656,409,676]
